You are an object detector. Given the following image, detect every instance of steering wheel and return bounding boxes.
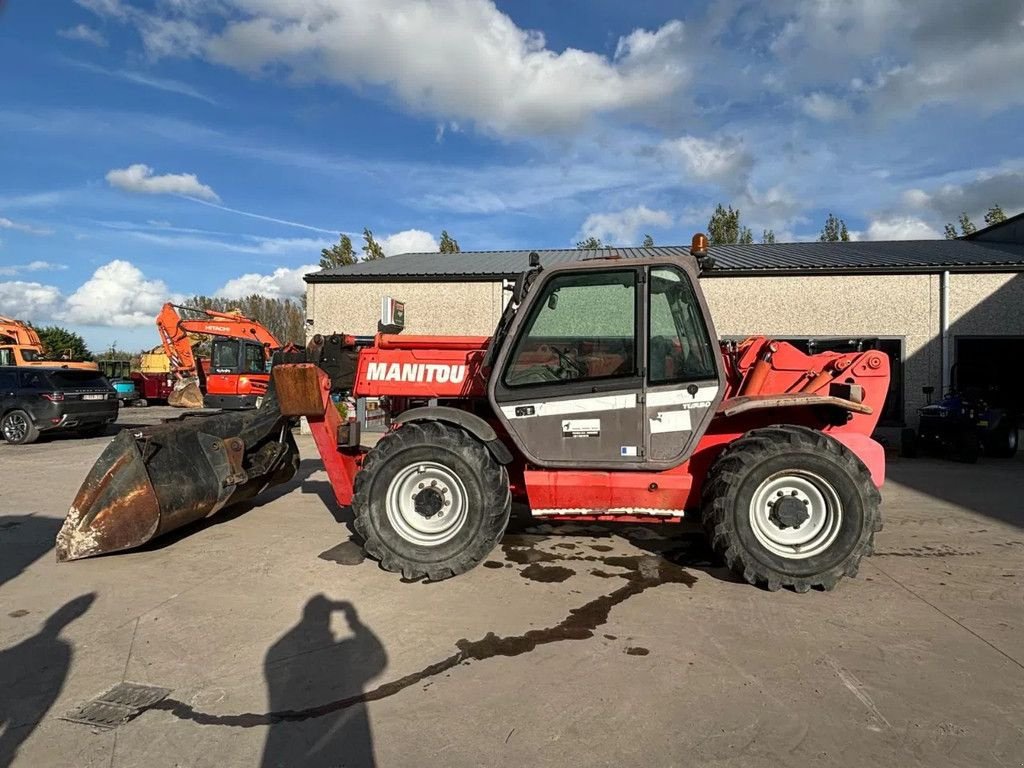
[548,345,587,379]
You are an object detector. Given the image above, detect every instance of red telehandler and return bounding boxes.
[58,236,889,592]
[155,303,282,410]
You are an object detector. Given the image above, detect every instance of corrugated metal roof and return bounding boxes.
[305,239,1024,283]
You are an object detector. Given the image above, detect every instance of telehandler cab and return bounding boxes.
[58,235,888,592]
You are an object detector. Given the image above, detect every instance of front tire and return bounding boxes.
[352,421,511,581]
[1,410,40,445]
[702,425,881,592]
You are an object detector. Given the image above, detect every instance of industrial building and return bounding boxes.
[305,214,1024,427]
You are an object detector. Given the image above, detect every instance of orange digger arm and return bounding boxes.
[156,303,284,378]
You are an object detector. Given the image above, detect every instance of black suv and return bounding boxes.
[0,367,119,445]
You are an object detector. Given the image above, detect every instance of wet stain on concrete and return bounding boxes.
[483,561,504,569]
[625,647,649,656]
[8,609,29,618]
[154,555,695,727]
[590,544,613,553]
[875,546,980,558]
[554,542,576,550]
[521,564,574,583]
[590,569,616,579]
[318,541,366,566]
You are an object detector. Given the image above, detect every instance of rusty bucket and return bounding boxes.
[167,377,205,409]
[56,396,299,561]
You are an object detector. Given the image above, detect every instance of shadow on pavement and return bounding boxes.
[0,593,95,768]
[261,595,386,768]
[0,516,63,590]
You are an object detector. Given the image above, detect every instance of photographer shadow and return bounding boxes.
[261,596,386,768]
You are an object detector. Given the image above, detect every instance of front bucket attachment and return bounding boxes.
[168,378,204,409]
[56,395,299,561]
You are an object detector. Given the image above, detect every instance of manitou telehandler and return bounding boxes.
[58,236,888,592]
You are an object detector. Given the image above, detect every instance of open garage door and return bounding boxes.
[955,337,1024,411]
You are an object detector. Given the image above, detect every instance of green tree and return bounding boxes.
[642,233,655,248]
[576,236,602,249]
[820,212,850,242]
[707,203,752,245]
[945,212,979,239]
[761,229,776,244]
[35,325,91,360]
[439,230,461,253]
[984,204,1007,226]
[320,233,357,269]
[182,295,307,346]
[362,228,386,260]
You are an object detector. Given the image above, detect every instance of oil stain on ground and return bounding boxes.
[520,563,574,583]
[153,555,694,728]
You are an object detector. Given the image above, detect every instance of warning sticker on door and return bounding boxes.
[561,418,600,438]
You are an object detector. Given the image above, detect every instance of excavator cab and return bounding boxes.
[204,338,271,409]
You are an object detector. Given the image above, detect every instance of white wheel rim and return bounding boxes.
[749,470,843,560]
[386,461,468,546]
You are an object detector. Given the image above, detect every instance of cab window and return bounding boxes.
[504,269,636,387]
[212,340,240,372]
[648,266,717,384]
[242,343,266,374]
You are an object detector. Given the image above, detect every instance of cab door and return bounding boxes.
[490,266,645,468]
[644,265,724,464]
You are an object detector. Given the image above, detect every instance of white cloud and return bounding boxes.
[216,264,316,300]
[852,216,941,241]
[578,205,672,245]
[0,281,62,320]
[0,261,67,277]
[91,0,689,138]
[379,229,438,256]
[662,135,754,189]
[58,24,108,47]
[105,163,220,201]
[128,230,329,256]
[62,58,216,104]
[799,92,851,122]
[899,169,1024,223]
[63,260,175,327]
[0,216,54,235]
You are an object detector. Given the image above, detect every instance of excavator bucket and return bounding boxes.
[56,391,299,561]
[168,377,204,409]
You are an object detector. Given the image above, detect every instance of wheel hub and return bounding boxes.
[385,461,468,547]
[413,486,446,519]
[769,495,810,529]
[748,470,843,560]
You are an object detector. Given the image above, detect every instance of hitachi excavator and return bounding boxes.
[59,236,891,593]
[0,316,98,370]
[155,303,283,409]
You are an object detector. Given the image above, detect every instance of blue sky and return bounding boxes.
[1,0,1022,351]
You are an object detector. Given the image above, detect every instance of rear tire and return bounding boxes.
[1,410,40,445]
[701,425,881,592]
[984,418,1018,458]
[352,421,511,581]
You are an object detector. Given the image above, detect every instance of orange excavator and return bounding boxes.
[156,303,283,409]
[0,316,98,370]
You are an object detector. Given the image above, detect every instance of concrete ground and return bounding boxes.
[1,407,1022,768]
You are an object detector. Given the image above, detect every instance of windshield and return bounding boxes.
[43,371,110,389]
